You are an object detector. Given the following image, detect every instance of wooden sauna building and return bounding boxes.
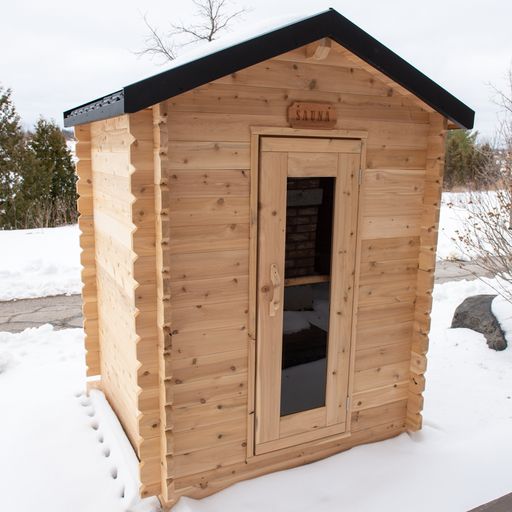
[64,9,474,508]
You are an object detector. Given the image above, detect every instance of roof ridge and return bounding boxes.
[64,9,474,128]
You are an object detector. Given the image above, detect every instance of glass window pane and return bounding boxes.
[280,177,334,417]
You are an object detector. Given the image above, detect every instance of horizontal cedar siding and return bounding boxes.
[90,116,140,453]
[162,39,430,497]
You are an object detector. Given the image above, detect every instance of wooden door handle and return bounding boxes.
[269,264,281,317]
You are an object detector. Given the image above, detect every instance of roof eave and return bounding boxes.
[63,91,125,128]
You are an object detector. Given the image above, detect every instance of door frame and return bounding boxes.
[247,127,368,458]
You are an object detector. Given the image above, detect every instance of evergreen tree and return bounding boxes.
[444,130,477,189]
[0,86,26,228]
[22,118,77,227]
[444,130,498,189]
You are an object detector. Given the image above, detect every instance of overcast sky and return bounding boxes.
[1,0,510,139]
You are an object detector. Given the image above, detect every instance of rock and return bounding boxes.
[451,294,507,351]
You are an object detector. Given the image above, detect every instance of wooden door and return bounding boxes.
[255,136,361,455]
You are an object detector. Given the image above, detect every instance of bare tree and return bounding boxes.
[450,67,512,302]
[137,15,178,62]
[137,0,246,64]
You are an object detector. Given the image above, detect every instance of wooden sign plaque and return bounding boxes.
[287,102,337,129]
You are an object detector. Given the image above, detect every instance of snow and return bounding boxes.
[437,192,473,261]
[437,191,507,262]
[0,225,81,301]
[0,281,510,511]
[492,294,512,345]
[0,324,160,512]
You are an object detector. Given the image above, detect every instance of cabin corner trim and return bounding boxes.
[406,113,447,431]
[75,123,101,377]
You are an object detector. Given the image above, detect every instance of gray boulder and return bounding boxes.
[451,294,507,351]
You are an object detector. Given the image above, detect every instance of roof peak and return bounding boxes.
[64,8,474,129]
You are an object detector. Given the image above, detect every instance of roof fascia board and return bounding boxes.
[63,91,125,128]
[327,14,475,129]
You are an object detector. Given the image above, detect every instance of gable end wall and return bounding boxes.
[155,40,446,504]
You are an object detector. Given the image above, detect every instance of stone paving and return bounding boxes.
[434,259,494,284]
[0,294,83,332]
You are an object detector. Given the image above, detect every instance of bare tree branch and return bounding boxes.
[451,67,512,303]
[172,0,246,44]
[134,14,178,63]
[137,0,247,63]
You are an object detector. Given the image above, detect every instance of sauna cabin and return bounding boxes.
[63,8,474,509]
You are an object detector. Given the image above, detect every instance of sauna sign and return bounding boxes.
[288,102,337,129]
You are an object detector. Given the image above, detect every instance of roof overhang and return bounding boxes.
[64,9,475,129]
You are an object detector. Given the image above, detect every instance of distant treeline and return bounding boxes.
[444,130,502,190]
[0,86,77,229]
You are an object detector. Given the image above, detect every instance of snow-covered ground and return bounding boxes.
[1,193,512,511]
[0,225,81,301]
[437,192,472,261]
[437,191,508,262]
[0,324,159,512]
[1,279,511,512]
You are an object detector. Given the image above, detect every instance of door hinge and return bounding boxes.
[345,397,352,412]
[358,168,363,186]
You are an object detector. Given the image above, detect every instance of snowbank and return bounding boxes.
[0,225,81,300]
[492,295,512,346]
[437,191,506,262]
[0,324,159,512]
[437,192,472,261]
[2,280,510,511]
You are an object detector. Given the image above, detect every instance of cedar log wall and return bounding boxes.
[76,39,445,505]
[82,113,163,496]
[156,41,445,504]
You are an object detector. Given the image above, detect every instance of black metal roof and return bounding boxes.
[63,8,475,128]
